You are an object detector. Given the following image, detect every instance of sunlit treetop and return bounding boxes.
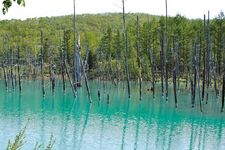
[2,0,25,14]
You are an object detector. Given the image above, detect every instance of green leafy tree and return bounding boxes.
[2,0,25,14]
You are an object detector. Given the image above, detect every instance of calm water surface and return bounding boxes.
[0,80,224,150]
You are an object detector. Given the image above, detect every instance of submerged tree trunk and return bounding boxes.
[10,48,14,90]
[17,46,21,93]
[191,42,197,108]
[64,61,76,98]
[202,15,206,101]
[122,0,131,98]
[160,50,164,96]
[196,42,202,112]
[160,25,164,96]
[173,63,177,108]
[176,44,180,92]
[221,74,225,112]
[33,56,37,81]
[206,11,211,104]
[165,0,169,100]
[25,48,30,80]
[136,16,142,100]
[149,47,155,99]
[172,38,177,108]
[60,32,66,94]
[50,46,55,95]
[2,63,8,89]
[40,31,45,97]
[185,64,188,89]
[77,49,92,103]
[73,0,77,91]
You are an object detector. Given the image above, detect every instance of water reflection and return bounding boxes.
[0,81,224,149]
[120,100,130,150]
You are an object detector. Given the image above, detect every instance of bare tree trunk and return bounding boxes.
[136,16,142,100]
[221,74,225,112]
[10,48,14,89]
[176,43,180,92]
[49,48,52,87]
[2,63,8,89]
[165,0,169,100]
[33,56,37,81]
[196,42,203,112]
[50,46,55,95]
[98,90,101,101]
[173,60,177,108]
[160,50,164,96]
[172,38,177,108]
[17,46,21,93]
[206,11,211,104]
[202,14,206,101]
[122,0,131,98]
[185,64,188,89]
[77,48,92,103]
[41,31,45,97]
[64,61,76,98]
[192,42,197,108]
[60,32,66,94]
[149,47,155,99]
[25,47,30,80]
[73,0,77,91]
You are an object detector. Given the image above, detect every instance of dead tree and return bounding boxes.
[165,0,169,100]
[73,0,77,91]
[50,46,55,95]
[149,47,155,99]
[2,62,7,89]
[221,74,225,112]
[60,32,66,94]
[159,19,164,96]
[202,14,206,101]
[136,16,142,100]
[25,48,30,80]
[40,31,45,97]
[196,42,203,112]
[160,50,164,96]
[206,11,211,104]
[122,0,131,98]
[64,61,76,98]
[10,48,14,89]
[185,64,189,89]
[32,52,37,81]
[173,56,177,108]
[17,46,21,93]
[171,38,177,108]
[191,42,197,108]
[176,43,180,92]
[77,40,92,103]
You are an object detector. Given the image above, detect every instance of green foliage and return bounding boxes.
[2,0,25,14]
[0,12,225,79]
[6,125,26,150]
[5,119,55,150]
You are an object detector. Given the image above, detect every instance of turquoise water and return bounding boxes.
[0,80,224,150]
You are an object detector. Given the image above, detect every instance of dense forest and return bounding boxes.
[0,12,224,78]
